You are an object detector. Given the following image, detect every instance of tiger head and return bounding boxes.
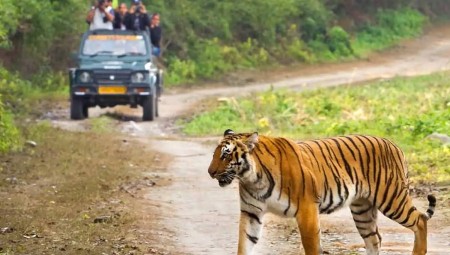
[208,129,258,187]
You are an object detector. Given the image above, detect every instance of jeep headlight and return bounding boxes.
[79,72,92,83]
[131,72,145,83]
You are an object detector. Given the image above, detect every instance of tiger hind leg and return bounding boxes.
[350,199,381,255]
[379,192,436,255]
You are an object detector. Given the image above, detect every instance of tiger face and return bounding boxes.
[208,129,257,187]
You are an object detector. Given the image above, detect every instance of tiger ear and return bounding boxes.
[246,132,259,151]
[224,129,235,136]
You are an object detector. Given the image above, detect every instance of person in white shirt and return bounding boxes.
[86,0,114,30]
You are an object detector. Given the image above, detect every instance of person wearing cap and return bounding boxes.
[86,0,114,30]
[123,0,151,32]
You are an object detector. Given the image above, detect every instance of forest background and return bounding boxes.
[1,0,450,151]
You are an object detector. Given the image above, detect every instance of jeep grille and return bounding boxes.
[93,71,131,84]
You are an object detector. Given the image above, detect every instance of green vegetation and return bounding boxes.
[89,116,114,133]
[162,7,427,86]
[0,68,66,112]
[182,73,450,182]
[1,0,448,87]
[0,0,448,155]
[0,96,20,153]
[0,0,86,74]
[353,8,427,56]
[0,1,78,152]
[0,67,66,153]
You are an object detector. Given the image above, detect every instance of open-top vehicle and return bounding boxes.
[69,29,162,121]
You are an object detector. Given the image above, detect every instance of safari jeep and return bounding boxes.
[69,29,162,121]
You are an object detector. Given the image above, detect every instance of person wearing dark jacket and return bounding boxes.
[123,0,150,32]
[113,2,128,30]
[150,13,162,57]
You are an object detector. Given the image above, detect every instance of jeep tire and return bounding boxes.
[83,105,89,118]
[156,71,163,98]
[70,96,85,120]
[142,93,156,121]
[155,97,159,117]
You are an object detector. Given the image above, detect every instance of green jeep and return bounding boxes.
[69,29,162,121]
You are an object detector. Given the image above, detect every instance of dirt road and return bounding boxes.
[50,27,450,254]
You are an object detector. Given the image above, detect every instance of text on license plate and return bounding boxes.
[98,86,127,94]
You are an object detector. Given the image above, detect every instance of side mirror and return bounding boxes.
[145,62,159,74]
[149,65,158,73]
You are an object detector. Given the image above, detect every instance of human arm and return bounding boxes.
[140,5,148,14]
[86,8,95,23]
[103,7,115,22]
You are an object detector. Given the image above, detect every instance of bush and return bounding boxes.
[353,8,427,55]
[0,67,34,111]
[286,39,313,62]
[165,59,197,86]
[191,38,233,78]
[0,95,21,153]
[327,26,353,57]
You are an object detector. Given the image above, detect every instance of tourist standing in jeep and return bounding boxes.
[150,13,162,57]
[113,2,128,30]
[86,0,115,30]
[124,0,151,32]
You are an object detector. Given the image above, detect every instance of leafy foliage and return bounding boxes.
[0,95,21,153]
[0,67,67,153]
[0,0,440,86]
[0,0,87,74]
[159,5,426,86]
[353,8,427,55]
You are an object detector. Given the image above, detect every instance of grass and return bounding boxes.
[0,123,167,254]
[88,116,114,133]
[181,72,450,183]
[0,67,67,153]
[353,8,427,57]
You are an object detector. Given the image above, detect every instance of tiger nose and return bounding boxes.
[208,167,217,178]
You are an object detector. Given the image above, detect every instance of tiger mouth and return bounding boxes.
[217,172,236,187]
[218,177,234,187]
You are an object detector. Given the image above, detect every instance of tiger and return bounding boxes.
[207,129,436,255]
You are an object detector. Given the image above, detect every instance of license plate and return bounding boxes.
[98,86,127,94]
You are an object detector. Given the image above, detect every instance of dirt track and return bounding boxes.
[50,27,450,254]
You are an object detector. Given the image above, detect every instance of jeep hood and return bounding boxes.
[79,59,149,70]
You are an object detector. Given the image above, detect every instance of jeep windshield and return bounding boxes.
[82,34,147,57]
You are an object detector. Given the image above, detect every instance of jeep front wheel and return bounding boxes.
[70,96,85,120]
[142,93,156,121]
[83,105,89,118]
[155,97,159,117]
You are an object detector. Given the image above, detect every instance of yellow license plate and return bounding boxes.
[98,86,127,94]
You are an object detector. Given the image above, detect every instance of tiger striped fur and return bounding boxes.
[207,129,436,255]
